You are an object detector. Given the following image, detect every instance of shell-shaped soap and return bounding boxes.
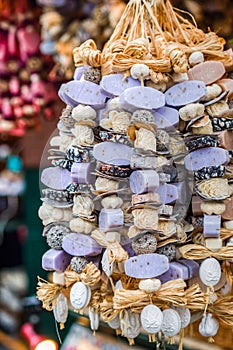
[199,313,219,337]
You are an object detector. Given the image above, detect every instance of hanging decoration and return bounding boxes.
[37,0,233,349]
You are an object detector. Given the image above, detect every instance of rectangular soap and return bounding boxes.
[203,214,221,238]
[62,233,103,256]
[159,261,189,283]
[99,208,124,232]
[42,249,72,272]
[178,259,199,278]
[222,197,233,220]
[131,192,160,205]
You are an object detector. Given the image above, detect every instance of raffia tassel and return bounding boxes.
[116,328,122,336]
[178,328,185,350]
[208,337,215,343]
[128,338,135,346]
[64,262,101,288]
[179,244,233,261]
[36,276,64,311]
[148,334,156,342]
[91,229,128,264]
[168,336,175,345]
[59,323,65,330]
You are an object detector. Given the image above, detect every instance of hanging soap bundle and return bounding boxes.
[37,0,233,348]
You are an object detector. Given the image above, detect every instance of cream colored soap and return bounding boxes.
[205,238,223,252]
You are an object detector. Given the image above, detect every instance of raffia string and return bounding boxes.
[72,0,232,75]
[100,294,120,322]
[222,260,233,284]
[113,279,187,312]
[91,229,128,264]
[185,283,207,311]
[209,294,233,326]
[64,262,101,288]
[36,277,64,311]
[179,244,233,260]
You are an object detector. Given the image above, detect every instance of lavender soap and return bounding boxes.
[124,253,169,278]
[62,233,103,256]
[165,81,206,107]
[119,86,165,112]
[100,73,140,96]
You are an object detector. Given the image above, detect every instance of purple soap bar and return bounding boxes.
[184,147,230,171]
[71,162,95,184]
[42,249,72,272]
[99,208,124,232]
[188,61,225,85]
[64,80,106,108]
[62,233,102,256]
[165,81,206,107]
[86,254,102,268]
[129,170,160,194]
[178,259,199,278]
[93,141,133,166]
[159,261,189,283]
[203,214,221,238]
[73,66,89,80]
[172,182,187,205]
[119,86,165,112]
[100,73,140,96]
[58,84,77,107]
[153,106,179,129]
[156,183,178,204]
[124,253,169,278]
[41,167,71,190]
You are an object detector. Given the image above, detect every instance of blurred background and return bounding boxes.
[0,0,232,349]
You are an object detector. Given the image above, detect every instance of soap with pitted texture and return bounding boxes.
[62,233,103,256]
[165,81,206,107]
[124,253,169,278]
[119,86,165,112]
[100,73,140,96]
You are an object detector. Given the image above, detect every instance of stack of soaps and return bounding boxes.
[37,0,233,347]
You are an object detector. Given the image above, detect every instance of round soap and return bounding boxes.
[161,309,181,337]
[53,293,68,325]
[70,282,91,310]
[141,305,163,334]
[199,257,221,287]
